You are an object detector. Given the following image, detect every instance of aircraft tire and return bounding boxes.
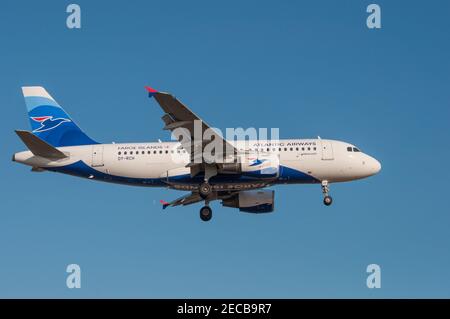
[323,196,333,206]
[200,206,212,222]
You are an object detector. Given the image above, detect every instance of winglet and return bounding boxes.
[145,86,158,98]
[160,199,170,209]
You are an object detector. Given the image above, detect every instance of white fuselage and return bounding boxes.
[13,139,381,189]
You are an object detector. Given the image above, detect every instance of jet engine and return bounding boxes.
[219,154,279,179]
[222,190,275,213]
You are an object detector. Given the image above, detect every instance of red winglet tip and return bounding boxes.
[160,200,170,210]
[145,86,158,93]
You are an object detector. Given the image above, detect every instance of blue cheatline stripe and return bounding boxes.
[48,160,166,187]
[278,165,320,183]
[48,161,319,187]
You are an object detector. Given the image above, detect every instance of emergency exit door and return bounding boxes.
[92,145,104,167]
[320,140,334,160]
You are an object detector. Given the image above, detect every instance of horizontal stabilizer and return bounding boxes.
[15,130,67,159]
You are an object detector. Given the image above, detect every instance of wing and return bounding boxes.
[146,86,238,178]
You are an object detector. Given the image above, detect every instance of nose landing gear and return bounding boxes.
[321,180,333,206]
[323,195,333,206]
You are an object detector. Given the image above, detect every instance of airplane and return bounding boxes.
[12,86,381,222]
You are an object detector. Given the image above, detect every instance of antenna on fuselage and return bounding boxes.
[158,139,162,143]
[317,136,321,139]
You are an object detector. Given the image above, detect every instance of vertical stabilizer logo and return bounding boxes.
[31,116,71,133]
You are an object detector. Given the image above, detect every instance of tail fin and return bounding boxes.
[21,86,98,147]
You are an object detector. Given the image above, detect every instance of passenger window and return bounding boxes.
[142,151,145,154]
[159,150,162,154]
[290,147,293,151]
[313,147,316,151]
[279,148,281,151]
[307,147,311,151]
[302,147,305,151]
[118,151,121,155]
[347,147,353,152]
[124,151,127,155]
[153,150,157,154]
[296,147,299,151]
[165,150,168,154]
[130,151,133,155]
[284,148,287,151]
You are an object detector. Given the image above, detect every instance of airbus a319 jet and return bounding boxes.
[13,86,381,221]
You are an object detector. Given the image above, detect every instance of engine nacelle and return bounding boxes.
[222,190,275,213]
[219,154,279,179]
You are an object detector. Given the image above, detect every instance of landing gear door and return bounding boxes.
[320,140,334,160]
[92,145,104,167]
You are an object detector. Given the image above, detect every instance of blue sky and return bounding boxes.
[1,0,449,297]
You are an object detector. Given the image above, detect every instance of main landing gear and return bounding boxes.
[199,182,213,222]
[199,182,212,198]
[198,165,217,221]
[199,180,213,221]
[199,164,216,198]
[200,205,212,222]
[321,180,333,206]
[198,181,213,222]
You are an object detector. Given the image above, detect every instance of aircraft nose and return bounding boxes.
[373,158,381,174]
[368,157,381,175]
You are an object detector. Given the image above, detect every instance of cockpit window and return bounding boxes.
[347,147,352,152]
[353,147,361,152]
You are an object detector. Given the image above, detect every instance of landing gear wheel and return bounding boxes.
[323,196,333,206]
[199,182,212,198]
[200,206,212,222]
